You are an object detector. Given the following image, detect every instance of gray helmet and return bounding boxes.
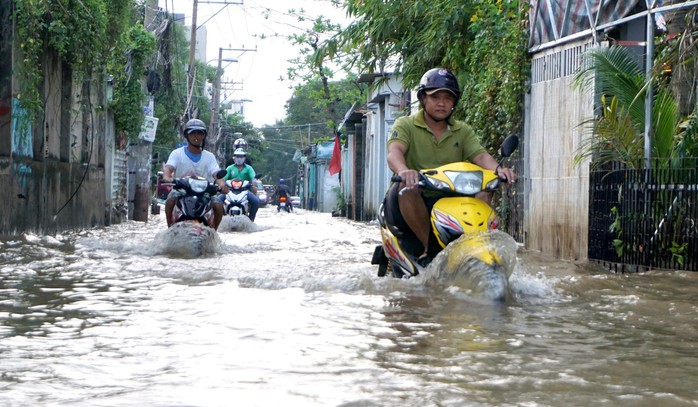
[183,119,208,137]
[183,119,207,149]
[417,68,461,101]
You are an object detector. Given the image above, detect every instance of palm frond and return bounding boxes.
[574,95,643,169]
[652,90,680,161]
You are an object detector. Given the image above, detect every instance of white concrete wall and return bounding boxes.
[526,40,596,260]
[364,74,406,219]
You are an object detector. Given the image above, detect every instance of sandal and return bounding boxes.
[417,252,432,267]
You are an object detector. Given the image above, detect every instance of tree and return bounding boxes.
[285,78,361,136]
[13,0,151,134]
[287,14,345,125]
[573,46,682,169]
[655,7,698,160]
[320,0,529,151]
[152,16,216,151]
[255,122,302,188]
[283,5,367,140]
[110,24,156,140]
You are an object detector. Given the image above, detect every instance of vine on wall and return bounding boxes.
[335,0,530,152]
[110,24,156,138]
[459,1,529,152]
[12,0,155,139]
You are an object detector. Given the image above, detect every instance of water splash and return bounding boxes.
[508,263,561,303]
[152,222,222,258]
[417,230,518,302]
[218,215,261,233]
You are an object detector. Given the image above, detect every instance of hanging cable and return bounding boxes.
[53,80,96,221]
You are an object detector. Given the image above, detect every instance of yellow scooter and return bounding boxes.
[371,135,519,298]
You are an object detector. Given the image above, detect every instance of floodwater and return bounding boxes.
[1,206,697,407]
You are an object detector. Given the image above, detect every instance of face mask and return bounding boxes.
[233,157,245,166]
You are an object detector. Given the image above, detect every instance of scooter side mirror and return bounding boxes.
[499,135,519,158]
[215,170,227,179]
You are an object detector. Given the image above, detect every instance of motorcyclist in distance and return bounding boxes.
[273,178,294,212]
[223,148,260,222]
[234,137,247,150]
[162,118,227,229]
[229,137,253,166]
[386,67,517,266]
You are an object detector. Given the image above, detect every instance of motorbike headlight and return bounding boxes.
[189,178,208,193]
[445,171,483,195]
[424,175,451,191]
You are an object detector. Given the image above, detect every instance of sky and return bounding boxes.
[157,0,351,128]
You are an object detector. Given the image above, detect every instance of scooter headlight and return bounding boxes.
[445,170,483,195]
[189,178,208,193]
[424,175,451,191]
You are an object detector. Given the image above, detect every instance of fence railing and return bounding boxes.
[499,156,525,243]
[588,160,698,272]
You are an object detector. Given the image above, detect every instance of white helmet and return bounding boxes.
[232,148,247,166]
[233,138,248,150]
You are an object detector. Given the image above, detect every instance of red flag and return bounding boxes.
[329,135,341,175]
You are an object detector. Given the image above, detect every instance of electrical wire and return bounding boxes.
[53,79,96,220]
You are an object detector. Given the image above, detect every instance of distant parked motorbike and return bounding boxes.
[224,178,251,218]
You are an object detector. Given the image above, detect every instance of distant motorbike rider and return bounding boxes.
[223,148,260,221]
[386,67,517,266]
[273,178,294,212]
[227,137,253,166]
[163,118,226,229]
[234,138,248,150]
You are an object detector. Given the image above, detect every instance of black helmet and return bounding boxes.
[183,119,208,137]
[417,68,461,101]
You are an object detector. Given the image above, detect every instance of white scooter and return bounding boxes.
[223,178,250,218]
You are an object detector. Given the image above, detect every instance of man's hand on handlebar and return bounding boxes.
[495,166,517,184]
[398,169,420,187]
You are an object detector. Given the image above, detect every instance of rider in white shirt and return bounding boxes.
[162,119,226,229]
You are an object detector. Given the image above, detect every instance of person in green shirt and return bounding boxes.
[224,148,260,222]
[386,67,517,266]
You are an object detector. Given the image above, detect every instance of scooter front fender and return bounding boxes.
[431,197,499,248]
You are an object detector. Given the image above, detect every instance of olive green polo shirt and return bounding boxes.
[387,109,486,171]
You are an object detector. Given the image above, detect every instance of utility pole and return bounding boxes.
[643,0,656,169]
[131,0,160,222]
[185,0,199,122]
[210,47,225,139]
[209,46,256,152]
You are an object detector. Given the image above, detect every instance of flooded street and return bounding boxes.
[1,206,698,407]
